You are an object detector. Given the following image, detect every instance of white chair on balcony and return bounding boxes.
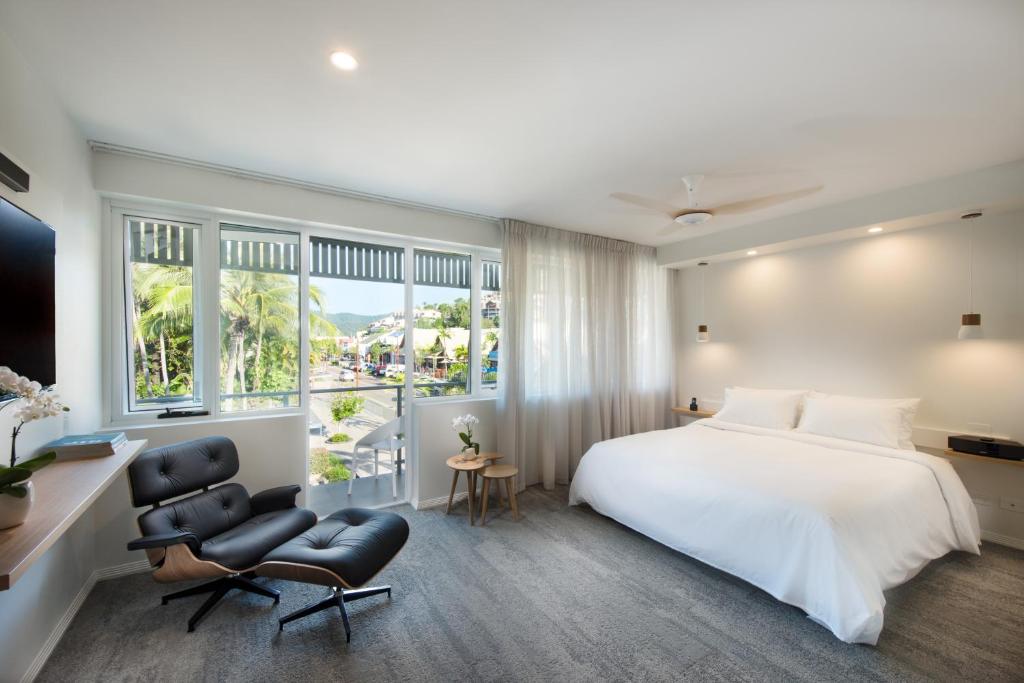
[348,416,404,499]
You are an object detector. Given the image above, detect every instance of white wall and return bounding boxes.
[92,150,501,249]
[412,397,497,508]
[0,27,103,683]
[675,210,1024,545]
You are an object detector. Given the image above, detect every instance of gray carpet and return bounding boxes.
[39,487,1024,682]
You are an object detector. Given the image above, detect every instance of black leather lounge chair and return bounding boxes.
[126,436,317,632]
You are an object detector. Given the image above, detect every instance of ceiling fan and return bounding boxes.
[611,175,823,235]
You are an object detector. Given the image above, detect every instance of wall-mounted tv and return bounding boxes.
[0,197,56,388]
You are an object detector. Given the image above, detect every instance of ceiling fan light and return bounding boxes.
[675,212,713,225]
[696,324,709,343]
[958,313,983,340]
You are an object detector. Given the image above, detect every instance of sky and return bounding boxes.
[312,277,466,316]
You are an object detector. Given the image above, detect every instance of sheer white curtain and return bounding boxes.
[497,219,675,491]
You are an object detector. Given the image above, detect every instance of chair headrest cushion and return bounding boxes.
[128,436,240,507]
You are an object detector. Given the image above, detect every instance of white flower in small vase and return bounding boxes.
[451,413,481,459]
[1,367,70,529]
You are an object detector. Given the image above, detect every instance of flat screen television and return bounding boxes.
[0,197,56,388]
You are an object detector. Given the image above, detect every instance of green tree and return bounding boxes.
[132,263,193,399]
[330,394,365,423]
[219,270,335,406]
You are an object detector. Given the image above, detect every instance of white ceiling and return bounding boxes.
[2,1,1022,246]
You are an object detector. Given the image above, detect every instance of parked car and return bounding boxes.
[339,369,356,381]
[385,364,405,378]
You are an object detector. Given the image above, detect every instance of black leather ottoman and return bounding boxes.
[257,508,409,641]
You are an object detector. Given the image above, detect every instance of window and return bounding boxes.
[123,216,201,412]
[219,224,300,411]
[413,248,471,396]
[481,260,501,389]
[114,201,500,424]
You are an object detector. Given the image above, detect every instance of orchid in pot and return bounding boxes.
[451,413,480,458]
[0,366,68,529]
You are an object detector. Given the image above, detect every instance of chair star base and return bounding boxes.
[278,586,392,642]
[160,572,280,632]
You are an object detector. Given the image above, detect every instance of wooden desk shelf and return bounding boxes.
[0,439,148,590]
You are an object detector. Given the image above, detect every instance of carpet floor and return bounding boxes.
[39,486,1024,682]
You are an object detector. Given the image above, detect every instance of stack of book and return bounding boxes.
[44,432,127,460]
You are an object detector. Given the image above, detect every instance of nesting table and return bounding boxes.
[478,464,519,526]
[444,452,504,525]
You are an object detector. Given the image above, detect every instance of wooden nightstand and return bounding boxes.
[671,407,717,419]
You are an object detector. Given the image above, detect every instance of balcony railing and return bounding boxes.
[221,380,467,412]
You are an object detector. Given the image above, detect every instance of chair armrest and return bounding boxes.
[127,531,200,554]
[250,484,301,515]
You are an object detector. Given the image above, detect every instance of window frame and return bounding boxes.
[218,222,303,413]
[109,203,214,420]
[106,199,500,425]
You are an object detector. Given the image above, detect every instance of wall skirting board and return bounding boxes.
[982,530,1024,551]
[21,560,151,683]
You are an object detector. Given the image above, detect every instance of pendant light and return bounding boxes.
[957,211,984,340]
[696,261,709,343]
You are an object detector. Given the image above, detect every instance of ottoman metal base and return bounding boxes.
[278,585,392,642]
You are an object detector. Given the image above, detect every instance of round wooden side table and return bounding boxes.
[478,464,519,526]
[444,453,503,525]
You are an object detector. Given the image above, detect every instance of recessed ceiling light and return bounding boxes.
[330,51,358,71]
[868,226,884,234]
[746,250,758,256]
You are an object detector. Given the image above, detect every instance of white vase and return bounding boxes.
[0,481,34,530]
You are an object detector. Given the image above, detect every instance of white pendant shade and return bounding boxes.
[958,313,983,340]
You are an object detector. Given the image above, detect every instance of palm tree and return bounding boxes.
[134,262,339,409]
[133,263,193,398]
[219,270,335,407]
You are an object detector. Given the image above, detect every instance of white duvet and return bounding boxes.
[568,418,981,644]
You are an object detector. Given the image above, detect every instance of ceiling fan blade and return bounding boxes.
[610,192,684,216]
[711,186,823,215]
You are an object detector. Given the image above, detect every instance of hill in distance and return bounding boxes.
[325,312,390,336]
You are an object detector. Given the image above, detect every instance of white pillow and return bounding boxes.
[714,387,810,430]
[796,393,920,450]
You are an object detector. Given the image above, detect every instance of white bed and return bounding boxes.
[568,418,981,644]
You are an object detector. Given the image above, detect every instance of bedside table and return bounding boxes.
[671,407,717,420]
[920,446,1024,469]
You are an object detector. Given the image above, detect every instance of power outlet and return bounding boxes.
[1000,497,1024,514]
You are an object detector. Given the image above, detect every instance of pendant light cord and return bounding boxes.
[700,266,706,322]
[968,222,974,314]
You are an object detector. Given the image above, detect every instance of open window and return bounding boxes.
[123,216,202,412]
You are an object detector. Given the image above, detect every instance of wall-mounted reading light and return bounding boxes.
[697,261,710,342]
[958,211,984,340]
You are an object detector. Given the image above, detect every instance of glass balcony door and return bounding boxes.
[306,236,410,513]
